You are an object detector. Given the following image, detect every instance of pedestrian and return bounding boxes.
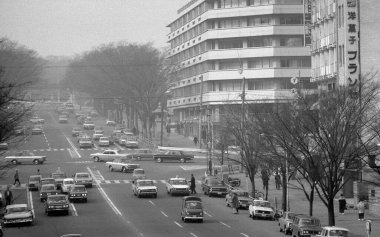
[261,169,269,190]
[37,169,40,175]
[357,199,365,221]
[338,194,347,215]
[4,186,13,206]
[14,169,21,186]
[231,192,239,214]
[275,172,281,190]
[190,174,196,194]
[193,136,198,145]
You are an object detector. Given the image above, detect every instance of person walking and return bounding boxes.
[190,174,196,194]
[338,194,347,215]
[357,199,365,221]
[231,192,239,214]
[14,169,21,186]
[275,172,281,190]
[4,186,13,206]
[193,136,198,145]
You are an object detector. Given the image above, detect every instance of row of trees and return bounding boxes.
[62,42,174,139]
[218,74,380,226]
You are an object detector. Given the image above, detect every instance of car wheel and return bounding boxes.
[11,160,17,165]
[156,158,162,163]
[65,210,69,215]
[33,159,40,165]
[84,199,87,203]
[180,158,185,163]
[226,199,229,206]
[279,224,283,232]
[167,189,170,194]
[46,211,50,216]
[122,167,127,173]
[109,166,114,172]
[199,219,203,223]
[154,194,157,198]
[181,216,184,222]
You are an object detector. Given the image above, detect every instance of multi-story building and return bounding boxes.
[166,0,315,139]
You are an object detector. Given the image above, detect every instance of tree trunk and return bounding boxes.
[249,172,256,198]
[327,197,336,226]
[281,167,287,211]
[309,186,314,216]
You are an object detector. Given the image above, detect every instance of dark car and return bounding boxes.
[68,184,88,202]
[291,215,322,237]
[40,184,59,202]
[127,149,155,161]
[181,196,203,223]
[41,177,56,188]
[153,150,194,163]
[51,172,67,190]
[201,176,228,197]
[28,175,42,191]
[45,194,69,216]
[225,189,253,209]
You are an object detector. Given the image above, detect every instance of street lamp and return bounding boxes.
[198,76,203,149]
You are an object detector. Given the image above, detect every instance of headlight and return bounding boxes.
[82,193,87,196]
[40,193,43,196]
[64,205,69,208]
[186,211,190,215]
[200,212,203,216]
[302,230,309,234]
[49,206,54,208]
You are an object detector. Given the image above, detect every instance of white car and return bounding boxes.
[316,226,349,237]
[106,158,140,173]
[106,120,116,126]
[79,137,93,148]
[74,172,93,188]
[30,116,44,124]
[91,149,128,162]
[132,179,157,198]
[83,121,95,130]
[5,151,47,165]
[98,136,110,146]
[31,125,43,135]
[59,115,68,123]
[92,130,104,141]
[3,204,34,226]
[61,178,74,193]
[166,177,190,196]
[248,199,275,220]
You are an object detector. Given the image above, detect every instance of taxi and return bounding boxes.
[166,177,190,196]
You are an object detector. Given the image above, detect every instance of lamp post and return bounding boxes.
[198,76,203,149]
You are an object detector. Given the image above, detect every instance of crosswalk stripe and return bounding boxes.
[0,184,27,190]
[114,180,120,184]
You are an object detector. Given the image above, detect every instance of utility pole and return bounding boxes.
[160,101,164,146]
[198,76,203,149]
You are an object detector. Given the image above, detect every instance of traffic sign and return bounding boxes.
[291,77,299,85]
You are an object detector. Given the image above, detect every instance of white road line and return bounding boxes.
[95,170,105,181]
[70,203,78,216]
[114,143,125,150]
[219,221,231,228]
[203,211,212,217]
[149,200,156,206]
[87,166,122,216]
[240,233,249,237]
[114,180,120,184]
[65,136,81,158]
[160,211,168,217]
[174,221,183,228]
[190,233,198,237]
[28,189,35,217]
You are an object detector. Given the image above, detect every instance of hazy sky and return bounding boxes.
[0,0,186,57]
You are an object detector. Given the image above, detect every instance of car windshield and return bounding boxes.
[41,185,55,191]
[329,230,348,237]
[172,180,187,185]
[100,137,108,141]
[7,206,28,213]
[72,186,86,192]
[134,170,144,175]
[29,176,40,181]
[64,180,74,185]
[235,191,249,197]
[139,181,153,186]
[41,179,54,184]
[209,180,224,186]
[81,138,91,142]
[254,201,271,207]
[76,174,89,178]
[52,173,65,178]
[48,196,67,202]
[287,212,296,219]
[299,218,320,226]
[185,201,202,209]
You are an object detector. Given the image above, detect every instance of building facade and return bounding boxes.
[166,0,314,139]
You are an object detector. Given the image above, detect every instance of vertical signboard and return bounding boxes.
[345,0,360,91]
[303,0,312,46]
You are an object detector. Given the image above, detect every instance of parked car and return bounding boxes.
[5,151,47,165]
[45,194,70,216]
[166,177,190,196]
[278,211,298,235]
[153,150,194,163]
[62,178,74,193]
[132,179,157,198]
[68,184,88,203]
[106,158,140,173]
[91,149,128,162]
[3,204,34,226]
[40,184,59,202]
[316,226,349,237]
[127,148,155,160]
[98,136,110,147]
[248,199,275,220]
[28,175,42,191]
[31,125,43,135]
[74,172,93,188]
[291,215,322,237]
[201,176,228,197]
[225,189,253,209]
[71,127,81,137]
[180,196,203,223]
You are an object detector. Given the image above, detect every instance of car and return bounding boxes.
[74,172,93,188]
[83,120,95,130]
[77,132,88,142]
[72,127,81,137]
[316,226,349,237]
[62,178,74,193]
[92,130,104,141]
[106,158,140,173]
[248,199,275,220]
[278,211,298,235]
[106,120,116,126]
[181,196,203,223]
[5,151,47,165]
[41,177,56,187]
[154,150,194,163]
[68,184,88,202]
[14,126,25,135]
[79,137,93,148]
[45,194,70,216]
[201,176,228,197]
[98,136,110,146]
[51,172,67,190]
[3,204,34,226]
[0,142,8,150]
[291,215,322,237]
[225,189,253,209]
[131,168,146,183]
[58,115,68,123]
[166,177,190,196]
[89,110,98,117]
[132,179,158,198]
[91,149,128,162]
[30,116,44,124]
[31,125,43,134]
[127,148,155,160]
[40,184,59,202]
[124,136,139,148]
[28,175,42,191]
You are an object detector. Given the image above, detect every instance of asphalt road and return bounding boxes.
[1,103,287,237]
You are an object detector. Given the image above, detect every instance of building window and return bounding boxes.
[219,60,240,70]
[279,37,303,46]
[218,39,243,49]
[280,15,303,25]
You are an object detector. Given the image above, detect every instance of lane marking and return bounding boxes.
[219,221,231,228]
[87,166,122,216]
[240,233,249,237]
[149,200,156,206]
[70,203,78,216]
[114,143,125,150]
[65,136,81,158]
[28,189,35,217]
[204,211,212,217]
[160,211,168,217]
[174,221,183,228]
[190,233,198,237]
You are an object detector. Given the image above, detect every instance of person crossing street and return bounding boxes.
[190,174,196,194]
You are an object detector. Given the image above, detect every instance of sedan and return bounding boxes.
[40,184,59,202]
[98,136,110,147]
[28,175,42,191]
[3,204,34,226]
[31,125,43,135]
